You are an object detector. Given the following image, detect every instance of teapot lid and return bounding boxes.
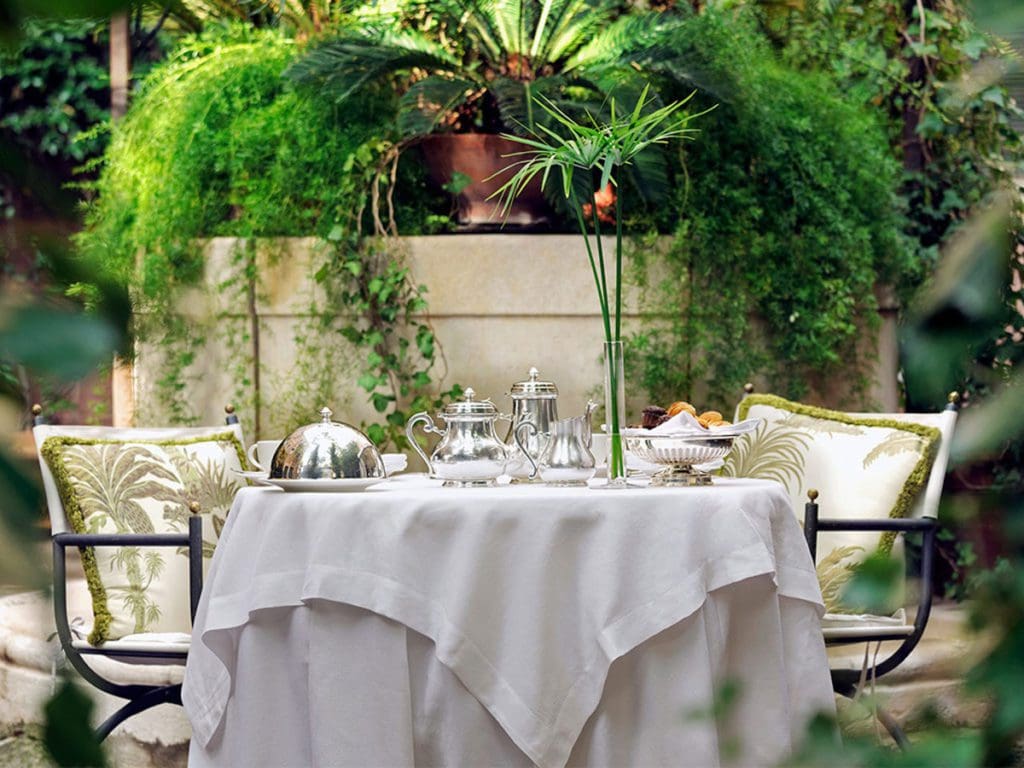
[441,388,498,417]
[509,367,558,399]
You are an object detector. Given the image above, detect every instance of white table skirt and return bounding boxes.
[183,477,835,768]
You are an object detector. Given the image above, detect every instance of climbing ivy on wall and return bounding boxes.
[76,27,454,446]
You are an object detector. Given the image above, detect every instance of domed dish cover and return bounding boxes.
[269,407,386,480]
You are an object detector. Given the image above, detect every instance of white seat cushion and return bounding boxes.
[74,638,192,667]
[820,608,914,641]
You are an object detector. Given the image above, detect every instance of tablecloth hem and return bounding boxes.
[182,666,230,748]
[536,540,816,768]
[186,540,822,768]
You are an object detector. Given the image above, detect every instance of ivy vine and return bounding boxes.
[76,27,457,447]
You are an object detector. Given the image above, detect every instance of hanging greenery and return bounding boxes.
[76,27,456,445]
[626,9,915,408]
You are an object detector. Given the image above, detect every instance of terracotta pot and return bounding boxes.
[420,134,551,229]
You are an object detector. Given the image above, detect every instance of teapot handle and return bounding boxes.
[514,420,539,480]
[406,412,441,474]
[584,400,599,450]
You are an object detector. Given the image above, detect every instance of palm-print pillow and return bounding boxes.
[41,434,245,644]
[721,395,940,615]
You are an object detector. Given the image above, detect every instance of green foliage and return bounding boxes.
[629,9,911,407]
[43,677,107,767]
[77,28,454,445]
[318,235,463,448]
[749,0,1024,260]
[285,0,680,139]
[0,18,110,217]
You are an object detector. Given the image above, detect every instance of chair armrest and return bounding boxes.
[813,518,937,533]
[53,516,204,628]
[802,493,938,687]
[54,532,191,547]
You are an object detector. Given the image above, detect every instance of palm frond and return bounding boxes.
[398,75,480,137]
[430,0,504,61]
[540,0,614,65]
[285,31,464,103]
[624,145,671,205]
[817,545,864,613]
[565,14,671,72]
[722,421,812,490]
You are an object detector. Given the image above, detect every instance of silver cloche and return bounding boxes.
[269,407,385,480]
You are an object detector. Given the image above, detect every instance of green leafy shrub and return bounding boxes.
[629,9,913,407]
[0,18,110,217]
[77,28,453,443]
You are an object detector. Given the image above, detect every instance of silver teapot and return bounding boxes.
[504,367,558,482]
[407,388,537,487]
[538,402,598,486]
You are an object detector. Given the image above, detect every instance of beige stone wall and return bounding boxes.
[129,236,899,440]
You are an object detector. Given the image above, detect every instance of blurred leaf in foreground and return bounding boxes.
[43,677,106,768]
[839,552,903,616]
[902,192,1014,406]
[0,447,45,586]
[0,304,121,381]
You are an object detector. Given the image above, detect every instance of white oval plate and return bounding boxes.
[261,477,385,493]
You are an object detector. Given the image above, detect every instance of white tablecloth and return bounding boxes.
[183,477,835,768]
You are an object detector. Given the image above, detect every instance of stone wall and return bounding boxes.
[130,236,900,441]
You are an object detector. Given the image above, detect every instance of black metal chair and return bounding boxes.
[33,405,244,740]
[735,387,959,747]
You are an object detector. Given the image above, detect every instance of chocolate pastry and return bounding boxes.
[642,405,668,429]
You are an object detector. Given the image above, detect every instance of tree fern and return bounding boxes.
[398,75,481,135]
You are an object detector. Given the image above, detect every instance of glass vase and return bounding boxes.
[599,340,629,488]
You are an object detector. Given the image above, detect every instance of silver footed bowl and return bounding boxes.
[269,407,385,480]
[624,434,735,487]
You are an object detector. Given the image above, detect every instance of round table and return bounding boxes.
[184,476,834,768]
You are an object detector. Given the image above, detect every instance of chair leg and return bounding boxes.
[834,682,909,750]
[95,684,182,742]
[876,706,910,749]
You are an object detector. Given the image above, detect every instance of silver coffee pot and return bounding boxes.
[504,367,558,482]
[407,388,537,487]
[538,402,598,486]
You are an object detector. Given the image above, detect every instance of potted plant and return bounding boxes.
[492,86,706,483]
[286,0,681,228]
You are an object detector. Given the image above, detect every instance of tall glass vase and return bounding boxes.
[600,340,628,488]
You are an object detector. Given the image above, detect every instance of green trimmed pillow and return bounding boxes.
[722,394,940,614]
[41,433,245,644]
